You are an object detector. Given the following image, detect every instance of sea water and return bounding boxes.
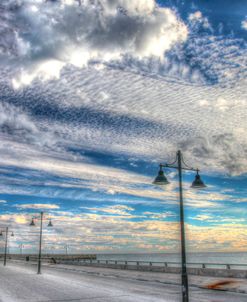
[96,252,247,268]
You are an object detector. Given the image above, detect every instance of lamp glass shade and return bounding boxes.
[191,172,206,188]
[153,167,169,185]
[30,219,35,226]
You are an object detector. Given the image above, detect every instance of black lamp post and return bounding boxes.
[29,212,53,274]
[153,150,206,302]
[0,227,14,266]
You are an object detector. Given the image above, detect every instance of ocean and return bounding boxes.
[96,252,247,267]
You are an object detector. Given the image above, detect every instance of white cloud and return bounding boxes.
[1,0,188,87]
[0,102,60,149]
[143,211,175,220]
[16,203,60,209]
[188,11,203,22]
[241,20,247,30]
[190,214,213,221]
[81,205,135,216]
[188,11,212,30]
[12,60,65,89]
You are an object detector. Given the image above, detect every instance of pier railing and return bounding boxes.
[3,255,247,277]
[73,259,247,270]
[56,258,247,278]
[3,255,246,271]
[0,254,96,263]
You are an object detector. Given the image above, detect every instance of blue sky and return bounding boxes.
[0,0,246,254]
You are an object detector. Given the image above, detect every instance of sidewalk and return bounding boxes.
[1,262,247,302]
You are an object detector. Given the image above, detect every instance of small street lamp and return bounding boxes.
[19,243,24,255]
[29,212,53,274]
[0,227,14,266]
[153,150,206,302]
[65,244,69,255]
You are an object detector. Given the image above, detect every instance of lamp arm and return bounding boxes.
[167,152,179,166]
[160,151,199,172]
[159,153,178,168]
[180,153,198,171]
[162,163,198,172]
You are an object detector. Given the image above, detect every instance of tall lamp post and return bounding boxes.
[29,212,53,274]
[153,150,206,302]
[0,227,14,266]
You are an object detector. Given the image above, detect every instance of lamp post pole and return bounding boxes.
[29,212,53,274]
[20,244,24,255]
[37,212,43,275]
[153,150,206,302]
[0,227,14,266]
[4,227,8,266]
[177,151,189,302]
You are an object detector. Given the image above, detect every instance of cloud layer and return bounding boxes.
[0,0,246,253]
[1,0,188,86]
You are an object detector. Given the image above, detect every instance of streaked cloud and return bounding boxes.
[81,205,135,216]
[15,203,60,210]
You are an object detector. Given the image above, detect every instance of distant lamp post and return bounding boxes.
[153,150,206,302]
[0,227,14,266]
[29,212,53,274]
[19,244,24,255]
[65,244,69,255]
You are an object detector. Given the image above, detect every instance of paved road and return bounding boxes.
[0,262,247,302]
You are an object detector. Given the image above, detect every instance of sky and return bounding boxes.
[0,0,246,255]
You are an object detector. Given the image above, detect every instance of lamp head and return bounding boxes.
[11,232,14,237]
[30,218,35,226]
[47,219,53,227]
[0,231,2,236]
[153,164,170,185]
[191,170,206,188]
